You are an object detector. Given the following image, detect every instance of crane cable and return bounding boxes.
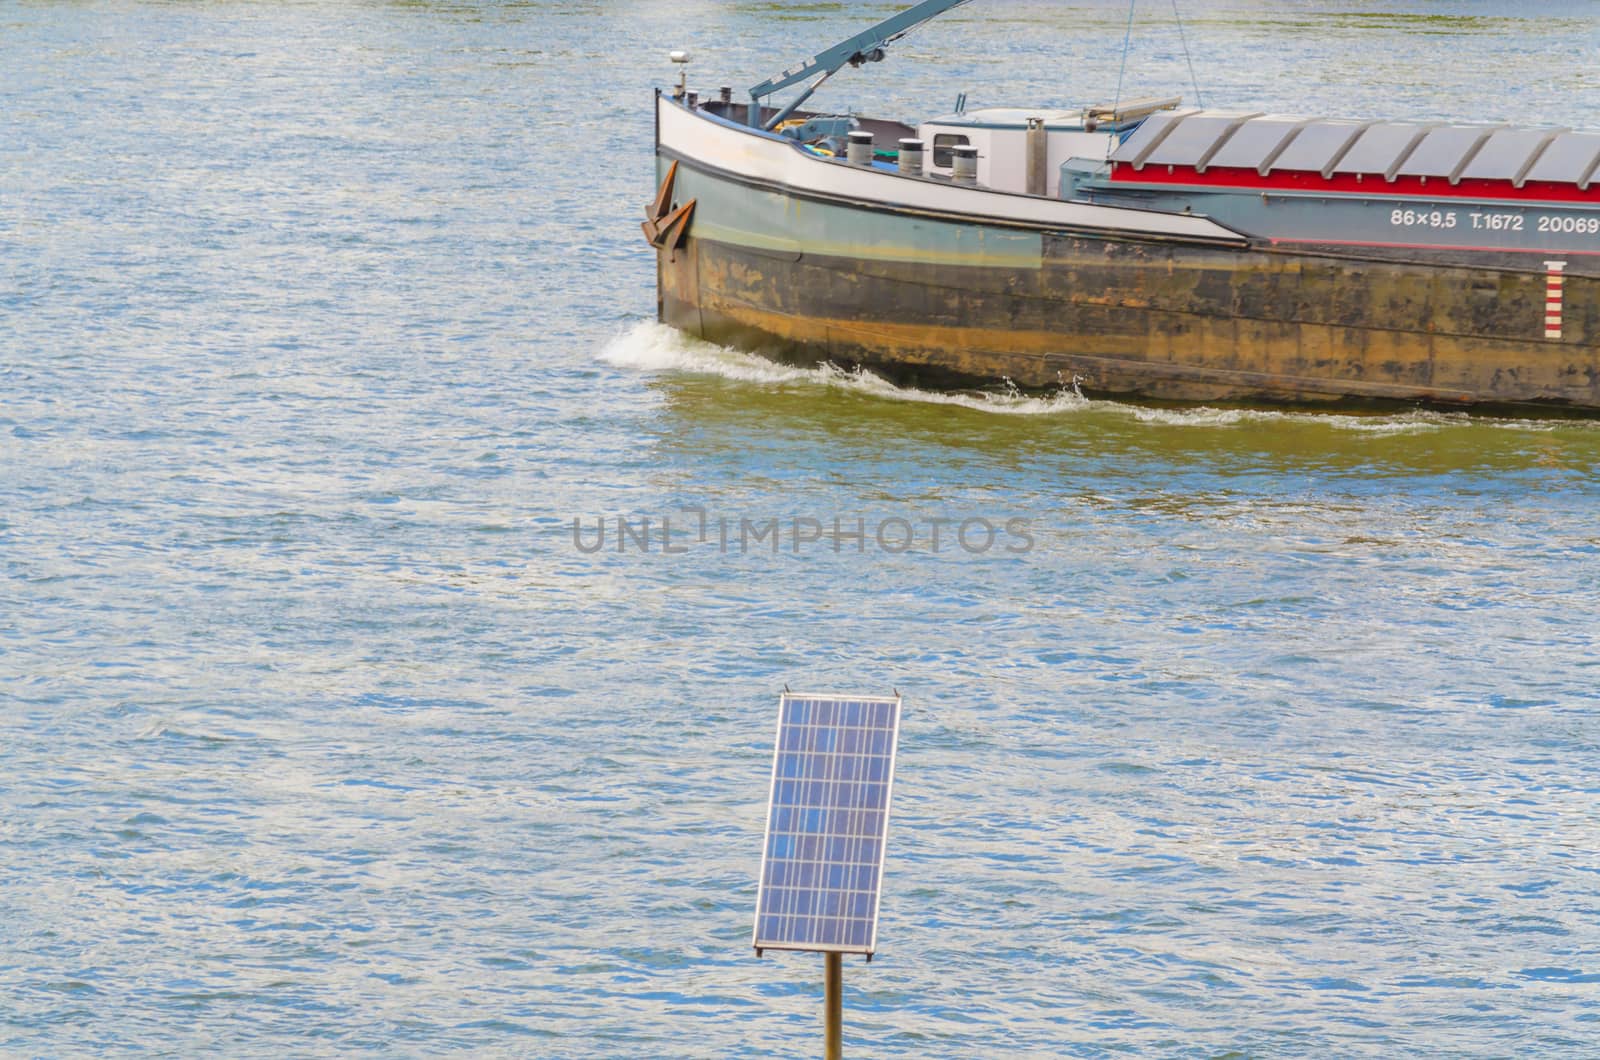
[1112,0,1136,117]
[1173,0,1204,108]
[1114,0,1206,114]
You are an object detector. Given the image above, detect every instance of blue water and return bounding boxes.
[4,1,1600,1055]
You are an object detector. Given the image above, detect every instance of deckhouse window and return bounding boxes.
[932,134,970,168]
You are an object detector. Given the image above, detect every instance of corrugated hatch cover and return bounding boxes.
[1111,110,1600,188]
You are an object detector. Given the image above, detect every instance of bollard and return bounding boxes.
[897,138,924,176]
[847,130,875,167]
[952,143,978,185]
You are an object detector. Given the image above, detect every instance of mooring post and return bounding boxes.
[898,138,924,176]
[847,130,874,167]
[824,951,843,1059]
[951,143,978,185]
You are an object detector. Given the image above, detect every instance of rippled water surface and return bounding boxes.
[5,1,1600,1055]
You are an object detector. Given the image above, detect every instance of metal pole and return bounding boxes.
[1025,117,1048,196]
[824,951,842,1059]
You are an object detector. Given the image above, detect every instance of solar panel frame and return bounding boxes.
[753,692,903,956]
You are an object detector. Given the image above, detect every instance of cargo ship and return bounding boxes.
[644,0,1600,412]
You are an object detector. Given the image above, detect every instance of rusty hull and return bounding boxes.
[657,228,1600,411]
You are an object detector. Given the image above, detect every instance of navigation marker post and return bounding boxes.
[753,691,903,1058]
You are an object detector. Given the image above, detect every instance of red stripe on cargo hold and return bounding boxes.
[1110,163,1600,204]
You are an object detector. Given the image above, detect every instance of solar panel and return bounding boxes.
[753,692,902,956]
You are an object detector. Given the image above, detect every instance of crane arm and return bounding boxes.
[747,0,975,128]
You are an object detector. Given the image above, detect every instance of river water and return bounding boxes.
[4,1,1599,1055]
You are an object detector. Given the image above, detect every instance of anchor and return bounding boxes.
[642,160,696,259]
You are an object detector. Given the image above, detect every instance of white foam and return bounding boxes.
[1125,405,1457,433]
[599,321,814,386]
[598,321,1583,431]
[599,321,1088,414]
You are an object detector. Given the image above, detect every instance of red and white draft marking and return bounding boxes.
[1545,260,1567,340]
